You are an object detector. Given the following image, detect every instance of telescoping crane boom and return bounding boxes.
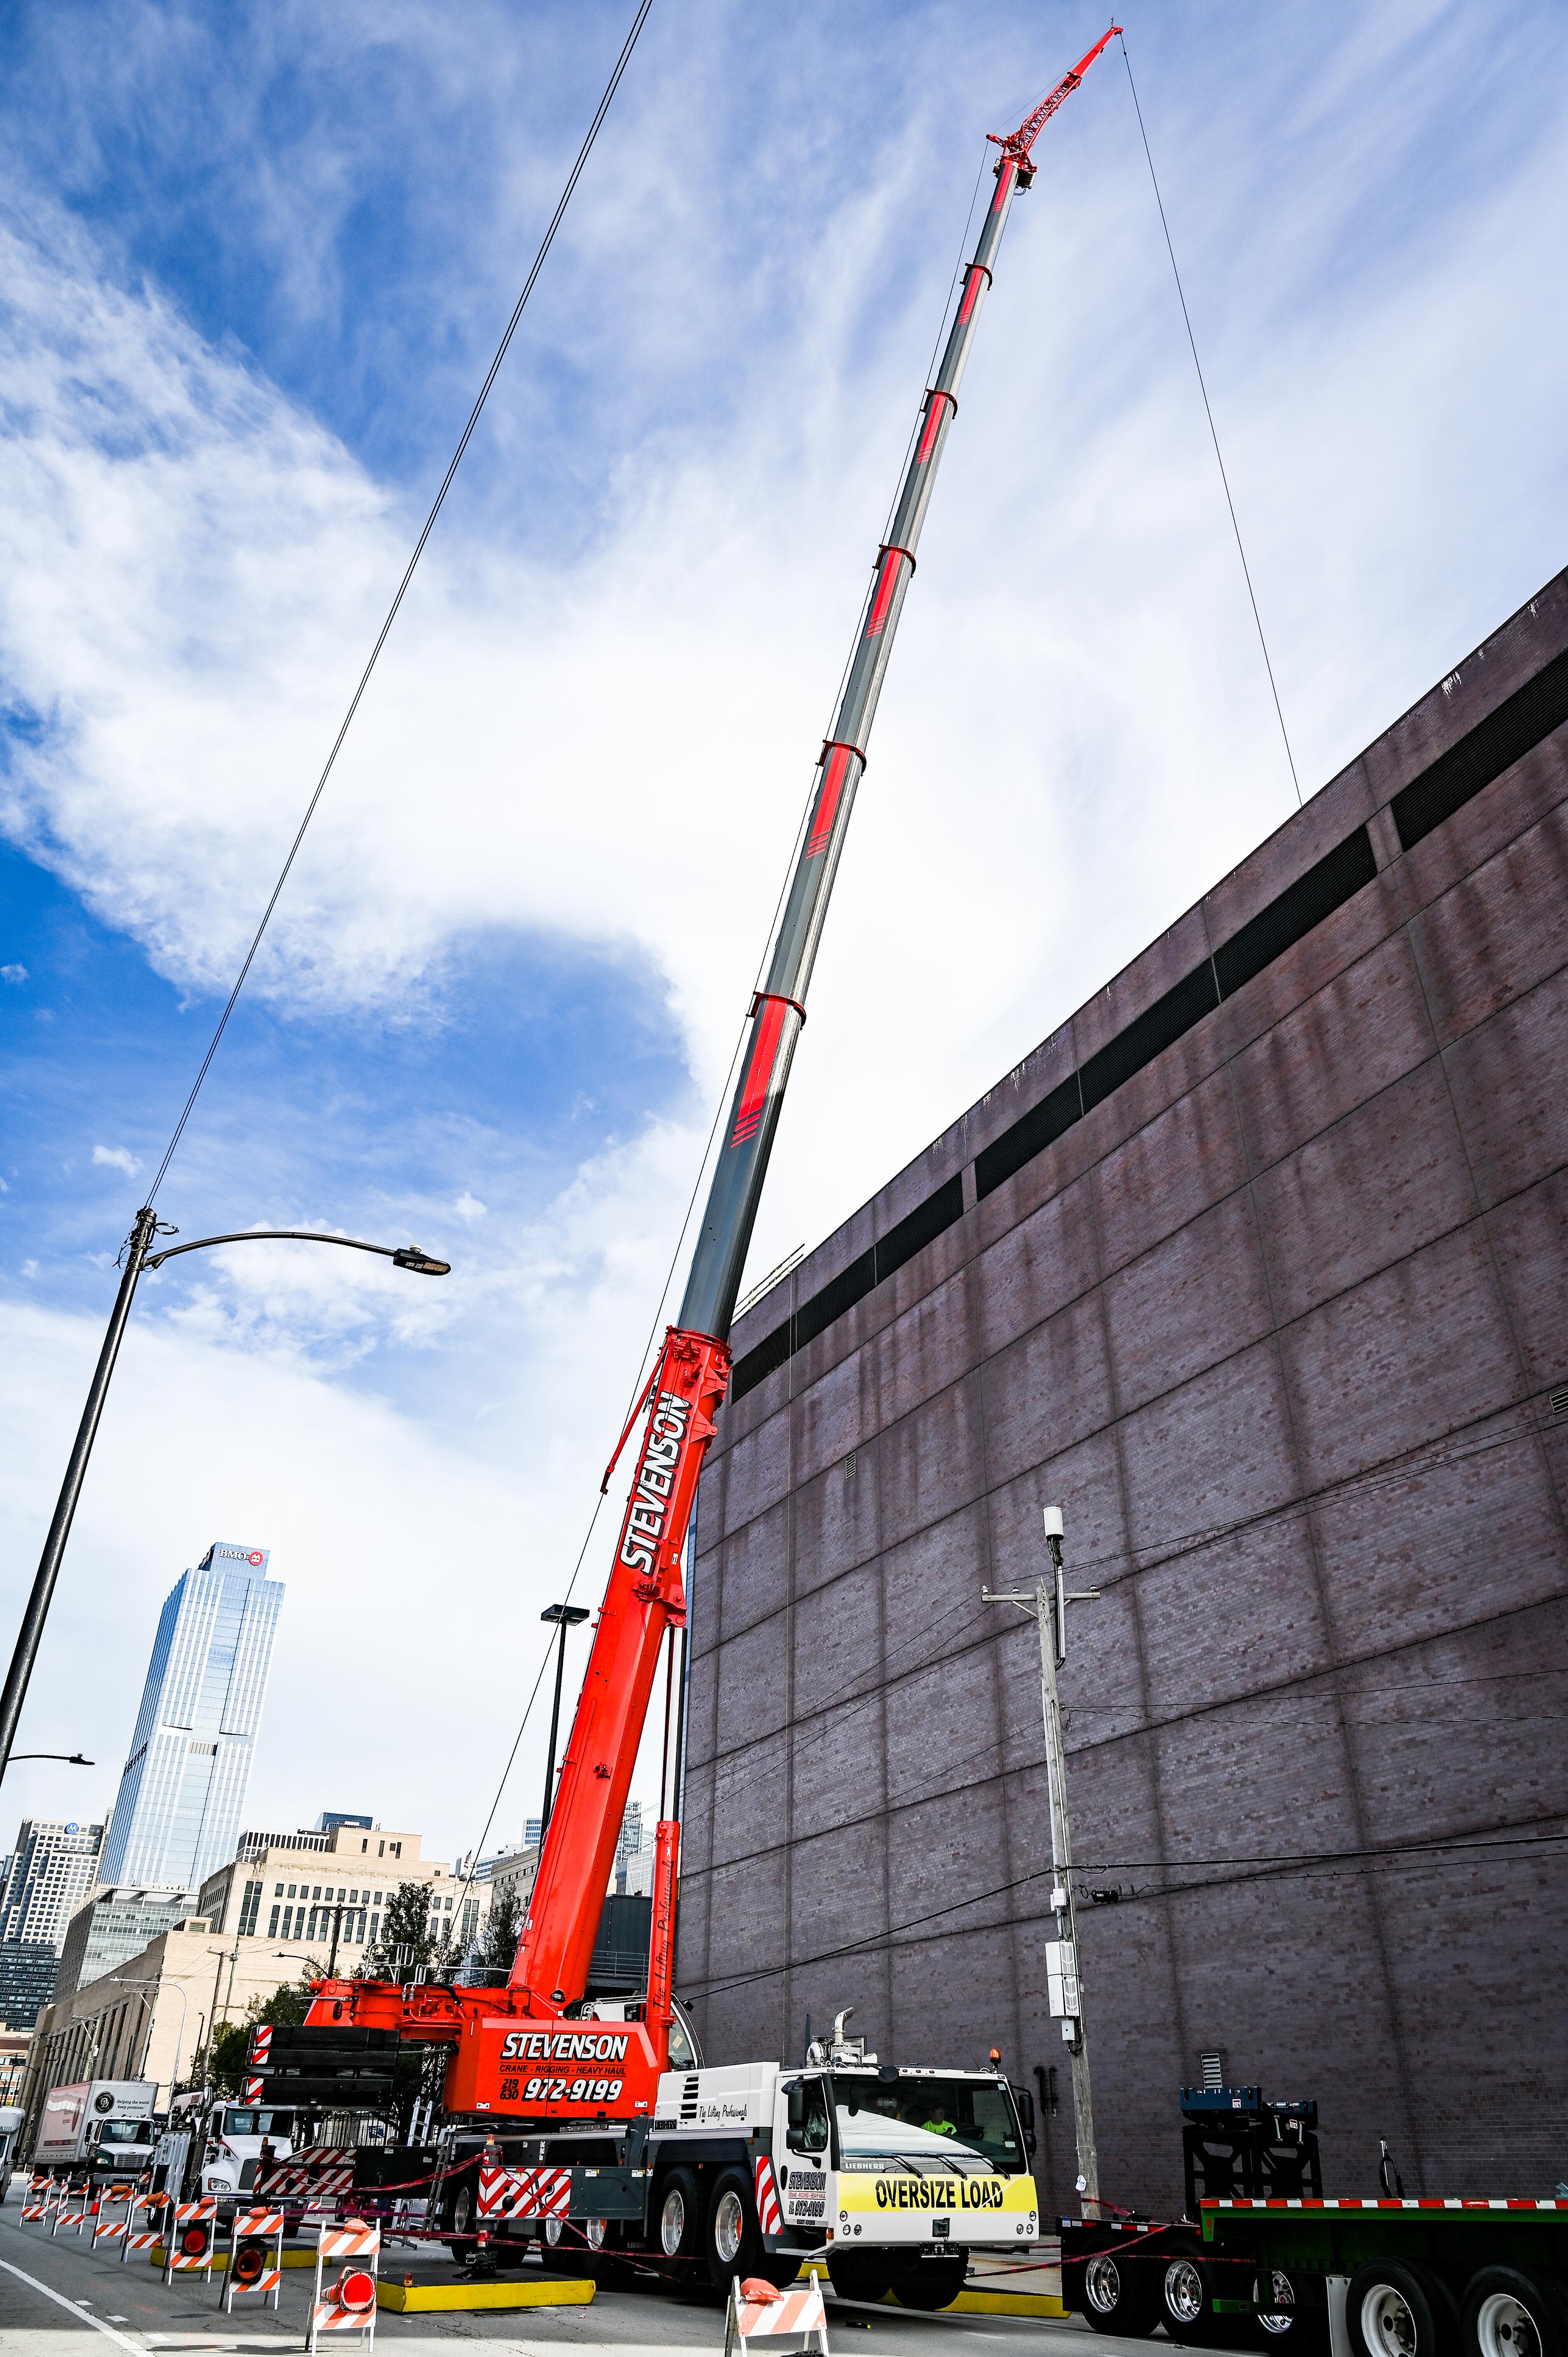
[304,26,1120,2136]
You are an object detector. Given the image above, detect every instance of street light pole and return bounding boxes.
[984,1504,1103,2217]
[0,1204,157,1785]
[0,1217,450,1786]
[539,1603,590,1837]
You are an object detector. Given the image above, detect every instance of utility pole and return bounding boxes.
[985,1504,1102,2216]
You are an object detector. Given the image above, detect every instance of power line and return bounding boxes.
[144,0,656,1204]
[1118,32,1302,810]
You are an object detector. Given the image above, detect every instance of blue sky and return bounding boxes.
[3,0,1566,1870]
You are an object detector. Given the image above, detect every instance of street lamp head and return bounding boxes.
[392,1247,451,1276]
[541,1603,591,1627]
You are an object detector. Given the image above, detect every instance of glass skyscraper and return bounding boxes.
[101,1544,284,1890]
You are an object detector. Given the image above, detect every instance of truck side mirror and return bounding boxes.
[1011,2083,1037,2160]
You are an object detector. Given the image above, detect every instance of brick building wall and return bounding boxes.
[676,568,1568,2210]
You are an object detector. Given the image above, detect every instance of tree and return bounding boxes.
[481,1887,522,1973]
[364,1880,456,1977]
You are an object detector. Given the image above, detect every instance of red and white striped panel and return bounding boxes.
[319,2224,381,2260]
[736,2275,827,2340]
[477,2166,570,2221]
[234,2210,285,2236]
[250,2025,273,2065]
[754,2157,782,2237]
[260,2152,357,2199]
[244,2077,265,2103]
[312,2300,376,2333]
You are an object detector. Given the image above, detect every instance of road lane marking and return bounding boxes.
[0,2257,149,2354]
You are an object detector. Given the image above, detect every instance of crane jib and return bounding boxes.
[677,151,1023,1346]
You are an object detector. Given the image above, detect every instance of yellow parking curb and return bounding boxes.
[376,2276,596,2313]
[148,2245,318,2269]
[948,2288,1067,2318]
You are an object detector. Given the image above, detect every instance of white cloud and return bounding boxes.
[1,963,27,983]
[92,1144,143,1176]
[453,1192,488,1223]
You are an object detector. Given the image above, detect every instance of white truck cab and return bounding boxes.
[649,2018,1038,2306]
[180,2098,298,2205]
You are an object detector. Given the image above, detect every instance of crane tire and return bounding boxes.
[656,2167,703,2272]
[1461,2268,1567,2357]
[890,2255,968,2312]
[705,2169,765,2290]
[1347,2260,1460,2357]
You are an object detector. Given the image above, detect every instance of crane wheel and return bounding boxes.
[656,2168,703,2271]
[827,2252,894,2305]
[705,2169,766,2290]
[890,2256,968,2312]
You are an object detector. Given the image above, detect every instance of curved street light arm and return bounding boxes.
[144,1229,443,1271]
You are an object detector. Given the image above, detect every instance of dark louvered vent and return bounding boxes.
[1391,647,1568,850]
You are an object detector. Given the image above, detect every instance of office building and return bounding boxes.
[681,569,1568,2205]
[0,1945,61,2031]
[53,1885,198,2000]
[0,1819,105,1949]
[101,1543,283,1890]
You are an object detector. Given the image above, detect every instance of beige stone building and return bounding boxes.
[198,1823,485,1964]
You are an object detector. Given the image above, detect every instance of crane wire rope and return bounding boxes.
[143,0,656,1205]
[1117,31,1303,810]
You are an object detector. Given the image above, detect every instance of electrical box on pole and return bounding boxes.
[985,1504,1102,2214]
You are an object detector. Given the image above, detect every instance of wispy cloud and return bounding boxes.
[91,1144,143,1176]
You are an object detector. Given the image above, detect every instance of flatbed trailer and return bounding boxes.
[1062,2198,1568,2357]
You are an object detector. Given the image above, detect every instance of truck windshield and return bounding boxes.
[833,2076,1022,2174]
[97,2121,150,2145]
[221,2111,294,2136]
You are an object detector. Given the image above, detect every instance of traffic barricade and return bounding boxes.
[221,2208,285,2313]
[93,2182,140,2250]
[309,2222,380,2354]
[52,2179,90,2237]
[21,2172,52,2223]
[725,2270,831,2357]
[163,2195,218,2284]
[122,2191,167,2264]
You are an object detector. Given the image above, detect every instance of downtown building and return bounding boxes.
[677,569,1568,2208]
[0,1818,106,2029]
[101,1542,283,1890]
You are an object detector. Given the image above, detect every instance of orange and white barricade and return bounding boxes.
[93,2182,140,2249]
[725,2270,831,2357]
[20,2171,52,2223]
[52,2179,90,2236]
[122,2191,167,2264]
[309,2221,380,2354]
[163,2195,218,2283]
[222,2208,285,2313]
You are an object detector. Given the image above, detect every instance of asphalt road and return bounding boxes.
[0,2179,1157,2357]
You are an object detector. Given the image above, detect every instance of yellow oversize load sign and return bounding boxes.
[838,2174,1037,2217]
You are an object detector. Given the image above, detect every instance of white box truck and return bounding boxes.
[34,2080,158,2179]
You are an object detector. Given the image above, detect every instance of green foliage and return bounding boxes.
[247,1980,311,2029]
[481,1887,522,1972]
[207,2019,252,2095]
[365,1879,448,1976]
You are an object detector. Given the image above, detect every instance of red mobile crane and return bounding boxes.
[262,29,1120,2294]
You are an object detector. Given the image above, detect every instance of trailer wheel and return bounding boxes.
[1160,2256,1250,2347]
[1080,2250,1159,2337]
[1461,2268,1567,2357]
[657,2168,702,2269]
[1253,2271,1327,2352]
[1347,2260,1460,2357]
[704,2169,765,2290]
[444,2178,479,2263]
